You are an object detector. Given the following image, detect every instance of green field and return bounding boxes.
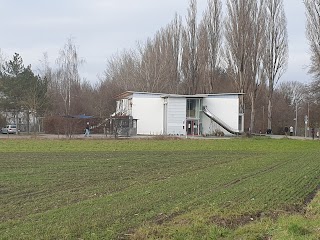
[0,138,319,239]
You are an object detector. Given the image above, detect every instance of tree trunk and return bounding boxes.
[250,94,255,133]
[27,111,30,134]
[267,98,272,130]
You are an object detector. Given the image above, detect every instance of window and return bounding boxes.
[187,99,201,118]
[187,99,196,118]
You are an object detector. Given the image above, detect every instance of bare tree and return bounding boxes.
[169,14,183,93]
[38,53,53,85]
[304,0,320,80]
[0,49,5,98]
[139,15,181,93]
[247,0,266,133]
[225,0,254,112]
[104,14,182,94]
[137,36,169,92]
[56,38,84,117]
[155,14,183,93]
[270,86,292,134]
[0,49,6,74]
[56,38,84,136]
[104,50,139,91]
[279,81,307,135]
[304,0,320,132]
[22,72,49,134]
[264,0,288,132]
[225,0,266,132]
[200,0,223,93]
[181,0,199,95]
[94,80,120,117]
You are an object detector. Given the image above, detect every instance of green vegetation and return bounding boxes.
[0,138,319,239]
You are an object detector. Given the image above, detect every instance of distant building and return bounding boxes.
[111,91,244,136]
[0,110,41,132]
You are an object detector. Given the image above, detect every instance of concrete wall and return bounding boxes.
[131,93,164,135]
[202,95,239,135]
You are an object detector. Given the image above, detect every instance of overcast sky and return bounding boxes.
[0,0,311,85]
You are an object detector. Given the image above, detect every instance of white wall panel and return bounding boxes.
[131,94,164,135]
[202,95,239,135]
[167,98,186,135]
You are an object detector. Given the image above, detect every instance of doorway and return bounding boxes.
[186,120,199,135]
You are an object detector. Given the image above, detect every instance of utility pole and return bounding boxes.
[307,102,310,137]
[305,115,308,138]
[262,106,265,132]
[295,102,298,136]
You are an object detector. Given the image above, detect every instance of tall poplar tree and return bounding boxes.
[264,0,288,132]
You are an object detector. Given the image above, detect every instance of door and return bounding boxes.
[186,120,199,135]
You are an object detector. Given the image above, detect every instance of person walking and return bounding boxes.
[84,122,90,137]
[311,128,315,140]
[289,126,294,136]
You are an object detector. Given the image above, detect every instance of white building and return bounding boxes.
[0,110,41,133]
[112,91,244,136]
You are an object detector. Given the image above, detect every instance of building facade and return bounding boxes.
[112,91,244,136]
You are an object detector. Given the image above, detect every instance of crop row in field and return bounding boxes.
[0,138,319,239]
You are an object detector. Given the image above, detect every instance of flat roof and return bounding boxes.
[115,91,244,99]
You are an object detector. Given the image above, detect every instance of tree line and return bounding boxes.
[0,0,320,135]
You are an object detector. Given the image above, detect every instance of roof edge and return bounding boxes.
[114,91,245,99]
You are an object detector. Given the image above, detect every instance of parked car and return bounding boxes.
[1,125,18,134]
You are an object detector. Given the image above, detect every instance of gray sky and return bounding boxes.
[0,0,311,85]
